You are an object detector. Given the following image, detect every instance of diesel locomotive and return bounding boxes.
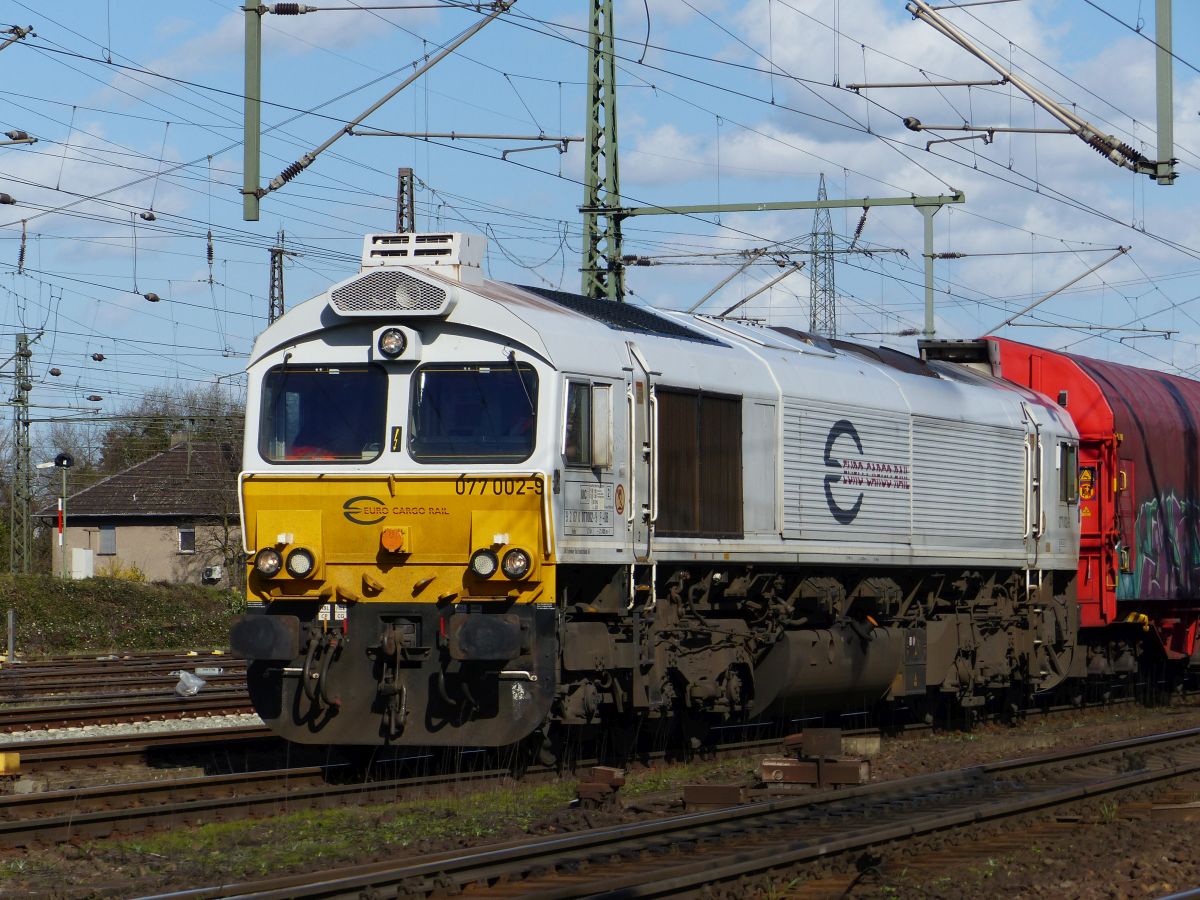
[230,231,1199,747]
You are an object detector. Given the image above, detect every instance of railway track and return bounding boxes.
[10,724,278,770]
[0,732,790,848]
[0,651,234,677]
[142,726,1200,899]
[0,758,522,848]
[0,689,252,731]
[0,653,244,702]
[0,671,246,703]
[0,689,1169,784]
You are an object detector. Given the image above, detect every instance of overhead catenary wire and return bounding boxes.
[4,0,1171,273]
[0,0,1195,396]
[259,2,514,197]
[1080,0,1200,78]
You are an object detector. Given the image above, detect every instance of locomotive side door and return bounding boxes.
[1021,402,1045,553]
[626,342,657,562]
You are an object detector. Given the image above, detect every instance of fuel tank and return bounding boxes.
[754,625,906,716]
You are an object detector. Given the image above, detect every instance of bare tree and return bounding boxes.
[191,442,246,592]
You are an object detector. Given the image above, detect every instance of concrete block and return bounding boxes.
[842,734,882,758]
[12,776,46,794]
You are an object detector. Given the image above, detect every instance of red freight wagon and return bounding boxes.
[984,337,1200,663]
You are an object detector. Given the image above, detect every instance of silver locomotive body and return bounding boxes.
[232,232,1081,746]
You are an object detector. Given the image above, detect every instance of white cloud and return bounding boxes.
[624,122,711,184]
[95,7,441,108]
[605,0,1200,354]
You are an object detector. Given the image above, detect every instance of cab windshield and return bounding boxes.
[259,365,387,462]
[409,363,537,462]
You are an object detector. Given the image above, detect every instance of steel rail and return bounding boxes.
[0,765,330,834]
[0,690,251,730]
[143,726,1200,899]
[0,762,520,848]
[2,657,232,672]
[12,724,277,770]
[0,673,245,700]
[5,732,794,847]
[0,660,244,681]
[0,658,243,696]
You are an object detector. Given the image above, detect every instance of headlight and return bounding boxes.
[285,548,316,578]
[377,328,407,358]
[501,548,531,580]
[254,548,282,577]
[469,548,499,578]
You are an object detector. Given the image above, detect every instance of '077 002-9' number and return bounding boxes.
[454,476,543,496]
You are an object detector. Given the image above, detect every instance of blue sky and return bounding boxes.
[0,0,1198,426]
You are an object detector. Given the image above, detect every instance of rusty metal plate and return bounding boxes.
[760,757,870,787]
[683,784,745,809]
[587,766,626,787]
[784,728,842,759]
[1150,802,1200,822]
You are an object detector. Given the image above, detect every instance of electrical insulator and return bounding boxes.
[851,208,868,247]
[144,292,161,303]
[277,160,304,185]
[49,368,61,376]
[206,230,214,265]
[270,3,312,14]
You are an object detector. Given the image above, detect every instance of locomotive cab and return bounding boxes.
[232,233,560,745]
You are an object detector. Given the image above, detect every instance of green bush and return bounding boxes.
[95,560,147,582]
[0,575,240,657]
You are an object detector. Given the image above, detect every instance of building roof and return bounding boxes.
[40,441,239,519]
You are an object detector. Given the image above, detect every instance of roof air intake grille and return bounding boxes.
[330,269,451,317]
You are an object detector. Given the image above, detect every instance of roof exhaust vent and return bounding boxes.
[360,232,486,285]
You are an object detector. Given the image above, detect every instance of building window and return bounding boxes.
[99,525,116,556]
[178,526,196,554]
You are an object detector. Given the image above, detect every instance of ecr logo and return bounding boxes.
[343,495,388,526]
[823,419,864,525]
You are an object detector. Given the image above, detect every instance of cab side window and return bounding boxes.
[1060,442,1079,504]
[564,381,592,466]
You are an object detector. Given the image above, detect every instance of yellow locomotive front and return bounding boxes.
[231,238,560,746]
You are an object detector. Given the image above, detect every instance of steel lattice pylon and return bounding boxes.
[9,333,32,574]
[268,230,285,325]
[809,174,836,336]
[396,167,416,233]
[581,0,624,302]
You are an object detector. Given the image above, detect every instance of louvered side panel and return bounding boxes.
[782,400,912,542]
[912,416,1025,546]
[782,407,804,536]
